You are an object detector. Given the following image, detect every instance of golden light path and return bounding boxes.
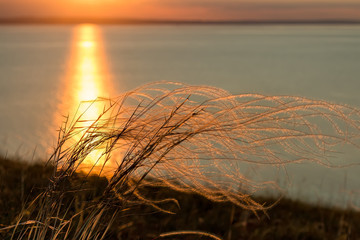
[58,24,116,174]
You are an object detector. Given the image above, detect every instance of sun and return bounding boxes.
[72,0,116,4]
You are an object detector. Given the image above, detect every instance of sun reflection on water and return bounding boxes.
[57,24,115,174]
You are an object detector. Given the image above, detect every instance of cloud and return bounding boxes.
[144,0,360,20]
[154,0,360,10]
[1,0,360,20]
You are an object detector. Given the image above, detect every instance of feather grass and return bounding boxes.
[5,82,360,239]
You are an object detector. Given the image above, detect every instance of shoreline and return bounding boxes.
[1,18,360,25]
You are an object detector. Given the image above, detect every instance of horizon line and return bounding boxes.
[1,17,360,25]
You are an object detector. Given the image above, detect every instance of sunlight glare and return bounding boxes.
[58,24,115,174]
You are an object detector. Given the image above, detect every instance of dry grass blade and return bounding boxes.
[158,230,223,240]
[8,82,360,239]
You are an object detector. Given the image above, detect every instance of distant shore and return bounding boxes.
[1,17,360,25]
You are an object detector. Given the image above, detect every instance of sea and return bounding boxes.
[1,24,360,207]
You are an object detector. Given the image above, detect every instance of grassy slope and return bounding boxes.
[0,156,359,240]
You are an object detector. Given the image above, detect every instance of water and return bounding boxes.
[1,24,360,207]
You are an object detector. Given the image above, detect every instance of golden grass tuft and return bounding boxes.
[4,82,360,239]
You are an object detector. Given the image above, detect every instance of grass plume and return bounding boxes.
[4,82,360,239]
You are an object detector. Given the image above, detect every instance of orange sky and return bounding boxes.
[1,0,360,21]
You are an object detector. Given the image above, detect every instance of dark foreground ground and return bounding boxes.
[1,156,359,240]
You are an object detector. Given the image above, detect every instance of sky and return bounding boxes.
[1,0,360,21]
